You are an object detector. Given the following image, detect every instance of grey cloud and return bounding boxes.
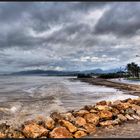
[94,2,140,37]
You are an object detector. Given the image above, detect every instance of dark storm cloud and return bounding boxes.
[0,2,140,72]
[94,2,140,37]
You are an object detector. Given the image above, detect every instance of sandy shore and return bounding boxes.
[77,77,140,97]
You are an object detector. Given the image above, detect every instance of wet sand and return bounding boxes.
[77,77,140,96]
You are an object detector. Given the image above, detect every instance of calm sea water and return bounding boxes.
[0,75,138,126]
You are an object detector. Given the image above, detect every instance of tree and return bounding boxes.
[126,62,140,78]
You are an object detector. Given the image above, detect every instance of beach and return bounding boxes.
[0,76,140,138]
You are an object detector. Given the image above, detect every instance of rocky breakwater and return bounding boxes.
[1,98,140,138]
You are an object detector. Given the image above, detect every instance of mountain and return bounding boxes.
[7,68,121,76]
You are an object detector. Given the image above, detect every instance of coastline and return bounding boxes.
[76,77,140,97]
[0,77,140,138]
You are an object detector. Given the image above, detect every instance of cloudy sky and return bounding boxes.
[0,2,140,73]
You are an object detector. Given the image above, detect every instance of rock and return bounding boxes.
[83,123,96,134]
[131,104,140,115]
[124,108,135,115]
[95,105,111,111]
[98,110,113,120]
[133,99,140,106]
[22,123,48,138]
[112,100,122,106]
[60,120,77,133]
[8,130,25,138]
[96,100,107,105]
[0,132,6,138]
[83,105,93,111]
[99,119,119,127]
[111,108,120,116]
[115,103,131,110]
[74,130,87,138]
[50,112,63,122]
[117,114,127,122]
[61,112,75,122]
[84,113,99,125]
[125,114,134,121]
[132,114,140,120]
[49,127,73,138]
[0,123,10,133]
[75,110,89,117]
[90,109,98,113]
[44,117,55,130]
[75,117,86,127]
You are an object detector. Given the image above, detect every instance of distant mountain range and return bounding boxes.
[5,68,121,76]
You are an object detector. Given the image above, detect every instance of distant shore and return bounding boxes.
[76,77,140,97]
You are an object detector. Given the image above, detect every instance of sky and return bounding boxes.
[0,2,140,73]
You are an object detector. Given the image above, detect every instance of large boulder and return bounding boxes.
[0,132,6,138]
[22,122,48,138]
[44,117,55,130]
[83,123,96,134]
[7,130,25,138]
[114,103,131,110]
[98,110,113,120]
[61,112,75,122]
[111,108,120,116]
[49,127,73,138]
[74,110,89,117]
[99,119,119,127]
[124,108,135,115]
[84,113,99,125]
[73,130,87,138]
[96,100,107,106]
[131,104,140,115]
[59,120,77,133]
[125,114,134,121]
[75,117,86,127]
[95,105,112,111]
[50,112,63,122]
[117,114,127,122]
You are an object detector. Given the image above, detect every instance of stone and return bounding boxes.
[74,130,87,138]
[8,130,25,138]
[99,120,119,127]
[125,114,134,121]
[95,105,111,111]
[98,110,113,120]
[0,132,6,138]
[49,127,73,138]
[44,117,55,130]
[117,114,127,122]
[131,104,140,115]
[96,101,107,105]
[83,123,96,134]
[124,108,135,115]
[83,105,93,111]
[90,109,98,113]
[132,114,140,120]
[0,123,10,133]
[50,112,63,122]
[60,120,77,133]
[111,108,120,116]
[115,103,131,110]
[84,113,99,125]
[75,117,86,127]
[61,112,75,122]
[22,123,48,138]
[75,110,89,117]
[112,100,122,106]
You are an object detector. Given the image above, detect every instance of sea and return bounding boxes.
[0,75,138,126]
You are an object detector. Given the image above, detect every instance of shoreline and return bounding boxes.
[76,77,140,97]
[1,97,140,138]
[0,77,140,138]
